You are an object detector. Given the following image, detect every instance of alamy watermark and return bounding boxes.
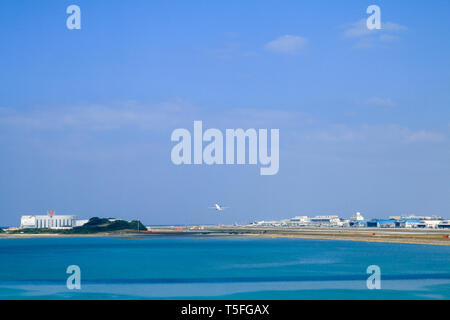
[171,121,279,176]
[66,265,81,290]
[65,5,380,32]
[367,5,381,30]
[66,5,81,30]
[366,265,381,290]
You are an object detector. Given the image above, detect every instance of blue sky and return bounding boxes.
[0,0,449,226]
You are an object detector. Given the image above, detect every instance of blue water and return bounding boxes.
[0,236,449,299]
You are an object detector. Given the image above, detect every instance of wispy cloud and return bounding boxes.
[303,124,445,144]
[342,19,407,48]
[207,33,258,60]
[363,97,396,108]
[0,101,193,132]
[0,101,313,134]
[264,35,308,55]
[404,129,445,143]
[1,102,445,147]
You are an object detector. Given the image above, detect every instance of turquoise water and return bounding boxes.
[0,236,449,299]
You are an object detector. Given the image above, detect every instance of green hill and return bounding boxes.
[69,217,147,234]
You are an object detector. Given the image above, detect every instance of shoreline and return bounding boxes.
[1,228,450,246]
[234,233,450,246]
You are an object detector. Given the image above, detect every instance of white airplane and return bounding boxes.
[209,204,228,211]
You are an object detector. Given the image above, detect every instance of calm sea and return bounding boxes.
[0,236,449,299]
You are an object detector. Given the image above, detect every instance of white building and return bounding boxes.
[253,220,283,227]
[286,216,310,226]
[351,212,364,221]
[418,220,442,229]
[389,215,445,229]
[21,213,78,229]
[310,215,344,227]
[390,215,443,221]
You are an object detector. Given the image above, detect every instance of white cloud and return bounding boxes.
[264,35,307,55]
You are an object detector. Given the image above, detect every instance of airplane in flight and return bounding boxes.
[209,204,228,212]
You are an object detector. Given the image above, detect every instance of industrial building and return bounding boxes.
[366,219,397,228]
[20,211,85,229]
[439,221,450,229]
[366,215,450,229]
[287,216,310,226]
[349,212,366,227]
[310,215,342,226]
[251,212,449,229]
[396,219,422,228]
[252,214,350,228]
